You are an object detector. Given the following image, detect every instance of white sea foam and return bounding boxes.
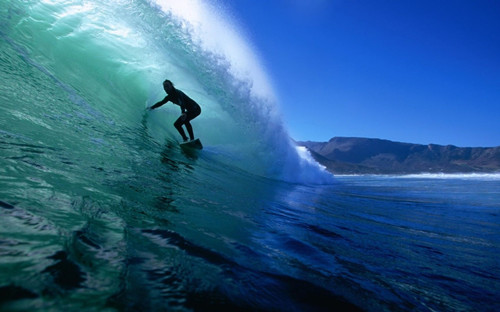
[335,173,500,181]
[397,173,500,180]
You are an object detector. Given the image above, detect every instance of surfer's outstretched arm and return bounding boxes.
[149,96,169,110]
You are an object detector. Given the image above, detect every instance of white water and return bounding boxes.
[145,0,333,183]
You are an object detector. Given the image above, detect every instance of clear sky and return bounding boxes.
[221,0,500,147]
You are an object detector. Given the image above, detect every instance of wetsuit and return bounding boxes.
[151,88,201,141]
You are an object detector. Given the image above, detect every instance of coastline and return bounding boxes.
[297,137,500,175]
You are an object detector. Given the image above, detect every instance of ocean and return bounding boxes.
[1,1,499,311]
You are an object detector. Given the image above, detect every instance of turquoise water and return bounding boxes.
[1,1,499,311]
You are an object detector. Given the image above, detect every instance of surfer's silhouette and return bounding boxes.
[149,80,201,142]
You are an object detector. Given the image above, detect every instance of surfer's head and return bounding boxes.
[163,79,174,93]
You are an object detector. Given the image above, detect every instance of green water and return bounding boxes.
[1,1,332,310]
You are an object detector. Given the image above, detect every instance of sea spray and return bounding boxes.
[148,0,333,183]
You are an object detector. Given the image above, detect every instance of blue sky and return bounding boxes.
[222,0,500,147]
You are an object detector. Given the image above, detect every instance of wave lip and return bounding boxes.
[153,0,274,99]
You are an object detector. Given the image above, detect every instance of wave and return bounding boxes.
[1,0,331,184]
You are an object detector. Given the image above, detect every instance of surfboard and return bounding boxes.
[180,138,203,150]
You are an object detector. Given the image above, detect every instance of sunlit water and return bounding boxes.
[1,1,499,311]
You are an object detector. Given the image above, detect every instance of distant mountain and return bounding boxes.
[297,137,500,174]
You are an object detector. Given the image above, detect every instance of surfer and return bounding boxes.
[149,80,201,142]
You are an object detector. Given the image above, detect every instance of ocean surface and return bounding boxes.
[1,1,499,311]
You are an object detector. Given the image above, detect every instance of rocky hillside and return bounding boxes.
[298,137,500,174]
